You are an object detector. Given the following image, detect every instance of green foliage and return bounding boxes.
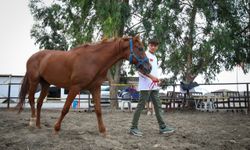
[29,0,249,83]
[131,0,249,83]
[29,0,68,50]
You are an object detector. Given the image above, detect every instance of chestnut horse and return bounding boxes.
[17,35,151,136]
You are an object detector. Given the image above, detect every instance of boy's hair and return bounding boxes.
[148,38,159,45]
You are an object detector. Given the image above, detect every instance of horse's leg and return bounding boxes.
[54,87,79,132]
[36,81,50,128]
[28,82,39,126]
[90,86,106,136]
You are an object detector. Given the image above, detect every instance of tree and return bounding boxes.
[130,0,249,83]
[94,0,130,109]
[29,0,130,109]
[215,0,250,73]
[29,0,249,109]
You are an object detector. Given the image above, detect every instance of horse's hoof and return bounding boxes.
[29,117,36,127]
[100,132,107,137]
[53,130,59,135]
[54,124,61,132]
[99,127,107,137]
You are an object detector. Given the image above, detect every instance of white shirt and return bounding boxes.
[138,51,160,91]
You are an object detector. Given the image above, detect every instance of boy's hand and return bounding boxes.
[151,76,159,83]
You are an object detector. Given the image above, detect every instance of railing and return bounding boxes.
[0,82,249,112]
[0,83,21,108]
[160,83,250,112]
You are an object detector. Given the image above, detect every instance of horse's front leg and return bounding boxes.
[54,87,79,133]
[91,86,106,136]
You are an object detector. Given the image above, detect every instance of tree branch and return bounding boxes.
[180,2,193,8]
[135,30,146,35]
[235,25,250,36]
[124,20,143,33]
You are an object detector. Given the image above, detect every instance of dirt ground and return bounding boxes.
[0,108,250,150]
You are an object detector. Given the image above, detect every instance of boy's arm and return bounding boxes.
[140,72,159,83]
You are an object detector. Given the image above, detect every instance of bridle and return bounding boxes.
[129,38,149,69]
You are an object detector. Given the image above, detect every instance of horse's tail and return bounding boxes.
[17,73,29,113]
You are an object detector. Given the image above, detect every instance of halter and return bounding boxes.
[129,38,149,69]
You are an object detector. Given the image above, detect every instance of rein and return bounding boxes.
[129,38,149,69]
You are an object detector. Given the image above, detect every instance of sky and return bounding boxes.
[0,0,39,75]
[0,1,249,92]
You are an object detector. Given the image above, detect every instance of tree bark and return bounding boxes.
[107,0,129,110]
[184,3,198,109]
[107,60,122,110]
[185,3,197,83]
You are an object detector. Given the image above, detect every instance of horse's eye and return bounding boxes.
[138,47,144,51]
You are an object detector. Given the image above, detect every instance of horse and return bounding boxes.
[17,35,152,136]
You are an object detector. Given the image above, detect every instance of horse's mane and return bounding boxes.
[70,37,126,51]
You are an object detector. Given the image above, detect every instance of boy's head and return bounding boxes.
[148,38,159,53]
[148,38,159,46]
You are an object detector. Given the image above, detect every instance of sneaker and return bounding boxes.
[159,126,175,134]
[147,111,152,115]
[130,128,143,136]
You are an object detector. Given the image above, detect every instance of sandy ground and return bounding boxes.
[0,108,250,150]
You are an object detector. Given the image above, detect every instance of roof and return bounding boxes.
[0,74,24,77]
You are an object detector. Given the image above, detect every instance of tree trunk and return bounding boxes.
[184,4,197,109]
[107,60,122,110]
[185,4,197,84]
[106,0,129,110]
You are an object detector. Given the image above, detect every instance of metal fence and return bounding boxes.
[0,82,249,112]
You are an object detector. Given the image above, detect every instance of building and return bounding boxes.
[0,75,121,102]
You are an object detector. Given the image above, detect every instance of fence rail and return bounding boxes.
[1,82,249,112]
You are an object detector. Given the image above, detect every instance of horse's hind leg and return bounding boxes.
[54,87,79,132]
[36,81,50,128]
[28,82,39,126]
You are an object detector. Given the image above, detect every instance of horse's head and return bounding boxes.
[123,35,152,74]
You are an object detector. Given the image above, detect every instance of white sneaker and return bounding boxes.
[147,111,152,115]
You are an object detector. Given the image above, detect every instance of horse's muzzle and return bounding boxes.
[139,64,152,75]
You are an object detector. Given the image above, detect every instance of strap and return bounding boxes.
[129,38,149,70]
[129,39,133,52]
[149,81,158,90]
[129,38,134,64]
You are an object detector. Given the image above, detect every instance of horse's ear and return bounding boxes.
[101,38,108,43]
[135,34,140,40]
[122,35,130,41]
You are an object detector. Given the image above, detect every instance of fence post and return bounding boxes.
[7,82,11,109]
[247,83,250,113]
[78,92,80,109]
[88,93,91,112]
[7,75,12,109]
